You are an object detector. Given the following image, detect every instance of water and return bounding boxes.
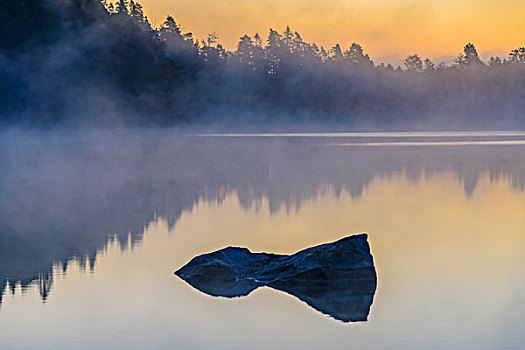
[0,130,524,349]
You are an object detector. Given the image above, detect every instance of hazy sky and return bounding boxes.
[138,0,524,63]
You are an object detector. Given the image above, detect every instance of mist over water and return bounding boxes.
[2,129,525,297]
[0,129,524,349]
[2,0,525,349]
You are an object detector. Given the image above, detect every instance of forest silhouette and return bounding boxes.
[1,0,524,128]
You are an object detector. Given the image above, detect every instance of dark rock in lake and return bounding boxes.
[175,234,377,322]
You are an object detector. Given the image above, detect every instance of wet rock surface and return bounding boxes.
[175,234,377,322]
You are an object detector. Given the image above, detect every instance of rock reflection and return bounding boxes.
[175,234,377,323]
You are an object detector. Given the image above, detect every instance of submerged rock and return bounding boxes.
[175,234,377,322]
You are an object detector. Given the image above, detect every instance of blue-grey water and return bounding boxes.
[0,130,524,349]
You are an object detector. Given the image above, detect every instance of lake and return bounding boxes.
[0,130,524,349]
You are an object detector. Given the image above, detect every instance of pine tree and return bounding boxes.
[344,43,372,65]
[404,54,423,72]
[252,33,265,72]
[489,56,503,67]
[282,26,293,52]
[236,35,254,66]
[129,1,146,23]
[463,43,482,65]
[509,47,525,64]
[455,43,483,67]
[115,0,129,15]
[424,58,435,71]
[319,47,329,62]
[266,29,282,75]
[160,16,182,37]
[330,44,343,61]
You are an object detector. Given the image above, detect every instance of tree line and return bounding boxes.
[0,0,524,128]
[105,1,525,73]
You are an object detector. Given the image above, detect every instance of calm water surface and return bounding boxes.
[0,130,524,349]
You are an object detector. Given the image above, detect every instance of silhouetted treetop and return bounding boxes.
[1,0,525,128]
[345,43,372,65]
[404,54,424,72]
[509,47,525,64]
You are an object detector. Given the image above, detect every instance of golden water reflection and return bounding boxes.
[1,172,523,349]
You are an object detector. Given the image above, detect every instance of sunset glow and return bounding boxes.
[138,0,525,62]
[2,0,525,347]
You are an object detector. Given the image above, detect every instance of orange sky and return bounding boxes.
[137,0,524,63]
